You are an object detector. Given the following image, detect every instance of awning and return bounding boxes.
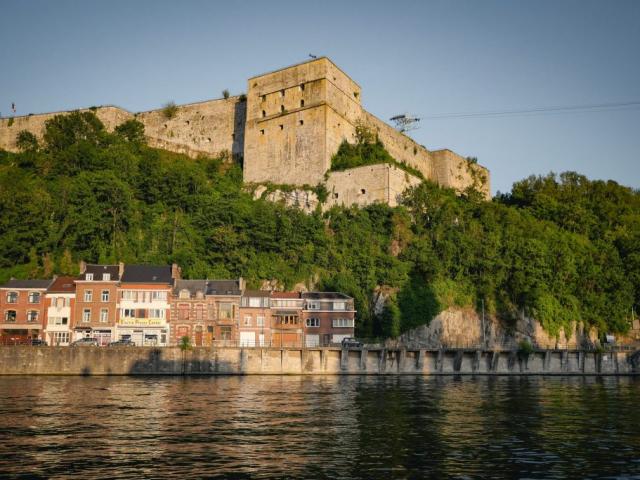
[74,326,92,331]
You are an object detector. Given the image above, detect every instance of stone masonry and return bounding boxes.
[0,57,491,205]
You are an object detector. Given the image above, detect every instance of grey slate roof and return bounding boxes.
[302,292,352,300]
[0,279,53,289]
[206,280,241,296]
[79,264,120,281]
[121,265,172,284]
[174,280,207,296]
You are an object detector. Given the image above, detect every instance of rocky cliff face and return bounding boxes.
[392,307,599,350]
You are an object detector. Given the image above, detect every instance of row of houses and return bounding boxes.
[0,263,356,347]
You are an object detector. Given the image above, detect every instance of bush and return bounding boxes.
[162,101,178,119]
[16,130,39,152]
[518,339,534,358]
[222,89,230,99]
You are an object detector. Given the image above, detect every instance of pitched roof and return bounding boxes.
[174,279,207,296]
[0,279,52,289]
[206,280,241,296]
[302,292,352,300]
[79,264,120,281]
[47,276,76,293]
[121,265,172,284]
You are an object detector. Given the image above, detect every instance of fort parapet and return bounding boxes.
[0,57,491,206]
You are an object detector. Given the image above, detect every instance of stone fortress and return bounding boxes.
[0,57,490,208]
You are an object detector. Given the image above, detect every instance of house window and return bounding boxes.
[248,297,261,308]
[84,290,93,302]
[300,100,304,108]
[6,292,18,303]
[306,318,320,328]
[51,317,67,326]
[256,316,265,327]
[149,309,164,319]
[333,301,346,311]
[151,291,167,301]
[82,309,91,323]
[332,318,354,328]
[52,332,70,344]
[27,311,38,323]
[121,309,135,318]
[28,292,41,304]
[101,290,109,302]
[218,303,233,320]
[220,326,232,340]
[244,315,252,326]
[86,273,93,281]
[103,273,110,281]
[307,301,320,310]
[100,309,108,323]
[5,310,17,322]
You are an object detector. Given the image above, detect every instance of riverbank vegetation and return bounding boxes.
[0,111,638,339]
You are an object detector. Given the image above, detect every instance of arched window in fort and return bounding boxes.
[280,89,285,97]
[361,189,366,194]
[299,120,304,126]
[261,95,266,102]
[279,125,284,131]
[280,105,285,113]
[260,129,265,135]
[300,83,305,91]
[300,100,304,107]
[262,110,266,118]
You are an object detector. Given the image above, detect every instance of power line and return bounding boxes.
[421,100,640,119]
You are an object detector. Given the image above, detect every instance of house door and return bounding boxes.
[195,326,203,346]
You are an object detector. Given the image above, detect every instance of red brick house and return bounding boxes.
[270,292,305,347]
[206,280,242,346]
[0,279,52,344]
[44,277,77,346]
[73,263,122,345]
[302,292,356,346]
[239,290,272,347]
[170,279,209,346]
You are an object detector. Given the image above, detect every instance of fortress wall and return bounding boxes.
[136,97,244,159]
[0,106,132,152]
[431,149,491,198]
[361,110,434,180]
[325,163,422,209]
[244,105,327,186]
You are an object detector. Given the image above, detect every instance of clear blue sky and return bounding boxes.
[1,0,639,194]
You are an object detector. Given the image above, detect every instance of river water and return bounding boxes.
[0,375,639,479]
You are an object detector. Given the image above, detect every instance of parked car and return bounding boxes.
[71,338,99,347]
[108,339,136,347]
[341,337,363,348]
[30,339,48,346]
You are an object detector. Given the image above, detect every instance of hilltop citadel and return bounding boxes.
[0,57,490,207]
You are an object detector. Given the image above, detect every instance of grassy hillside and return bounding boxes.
[1,111,638,339]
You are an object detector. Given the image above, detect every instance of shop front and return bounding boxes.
[116,318,168,346]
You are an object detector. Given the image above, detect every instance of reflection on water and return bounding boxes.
[0,376,639,479]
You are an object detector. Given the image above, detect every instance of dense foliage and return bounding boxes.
[1,112,638,339]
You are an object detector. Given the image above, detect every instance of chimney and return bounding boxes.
[238,276,246,292]
[171,263,182,280]
[78,260,87,274]
[118,262,125,279]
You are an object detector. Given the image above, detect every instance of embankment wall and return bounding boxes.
[0,347,637,375]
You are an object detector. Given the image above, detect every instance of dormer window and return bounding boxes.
[179,289,190,299]
[86,273,93,281]
[103,273,110,281]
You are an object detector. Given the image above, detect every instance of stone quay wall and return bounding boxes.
[0,347,637,376]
